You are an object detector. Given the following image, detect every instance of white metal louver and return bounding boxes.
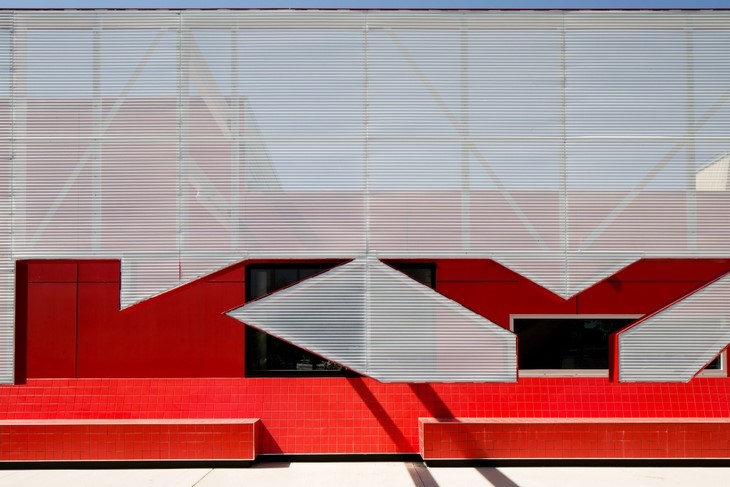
[2,10,730,383]
[227,258,517,382]
[618,272,730,382]
[492,252,643,299]
[0,13,12,383]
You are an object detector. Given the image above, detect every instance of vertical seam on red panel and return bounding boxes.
[74,263,79,379]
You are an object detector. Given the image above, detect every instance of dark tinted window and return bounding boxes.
[514,318,634,370]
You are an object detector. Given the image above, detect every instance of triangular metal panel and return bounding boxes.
[493,252,642,298]
[618,272,730,382]
[228,260,368,373]
[564,252,643,297]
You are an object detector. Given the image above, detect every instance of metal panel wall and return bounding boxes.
[1,10,730,382]
[0,14,11,383]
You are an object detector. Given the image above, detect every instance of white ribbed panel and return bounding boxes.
[0,15,11,384]
[618,273,730,382]
[493,252,642,299]
[2,10,730,382]
[228,258,517,382]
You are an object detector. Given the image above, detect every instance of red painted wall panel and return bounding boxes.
[76,260,120,283]
[75,266,246,378]
[577,280,713,316]
[21,260,246,379]
[26,262,77,283]
[25,283,77,378]
[438,281,576,329]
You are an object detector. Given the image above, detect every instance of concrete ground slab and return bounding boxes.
[0,467,211,487]
[0,463,730,486]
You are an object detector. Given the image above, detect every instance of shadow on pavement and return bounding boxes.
[477,467,521,487]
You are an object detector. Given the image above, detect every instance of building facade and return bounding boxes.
[1,9,730,461]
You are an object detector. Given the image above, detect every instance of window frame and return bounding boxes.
[698,348,728,378]
[244,261,354,378]
[511,314,642,378]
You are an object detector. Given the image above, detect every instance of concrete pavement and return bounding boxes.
[1,462,729,486]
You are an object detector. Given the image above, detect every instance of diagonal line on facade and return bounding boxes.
[385,28,549,251]
[27,27,170,248]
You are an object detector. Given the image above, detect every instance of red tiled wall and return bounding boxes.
[2,378,730,456]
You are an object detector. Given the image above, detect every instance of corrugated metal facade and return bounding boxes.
[1,10,730,383]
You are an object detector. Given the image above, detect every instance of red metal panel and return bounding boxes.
[25,283,77,378]
[76,260,121,283]
[76,280,245,378]
[604,258,730,283]
[437,281,575,329]
[435,259,576,328]
[25,261,77,283]
[577,280,714,316]
[72,261,246,378]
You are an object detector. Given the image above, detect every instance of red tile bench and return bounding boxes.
[419,417,730,460]
[0,418,259,462]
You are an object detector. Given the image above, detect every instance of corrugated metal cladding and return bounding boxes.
[619,273,730,382]
[1,10,730,383]
[228,258,517,382]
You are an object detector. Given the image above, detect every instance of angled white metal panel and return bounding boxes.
[618,272,730,382]
[493,252,643,299]
[228,258,516,382]
[229,260,368,373]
